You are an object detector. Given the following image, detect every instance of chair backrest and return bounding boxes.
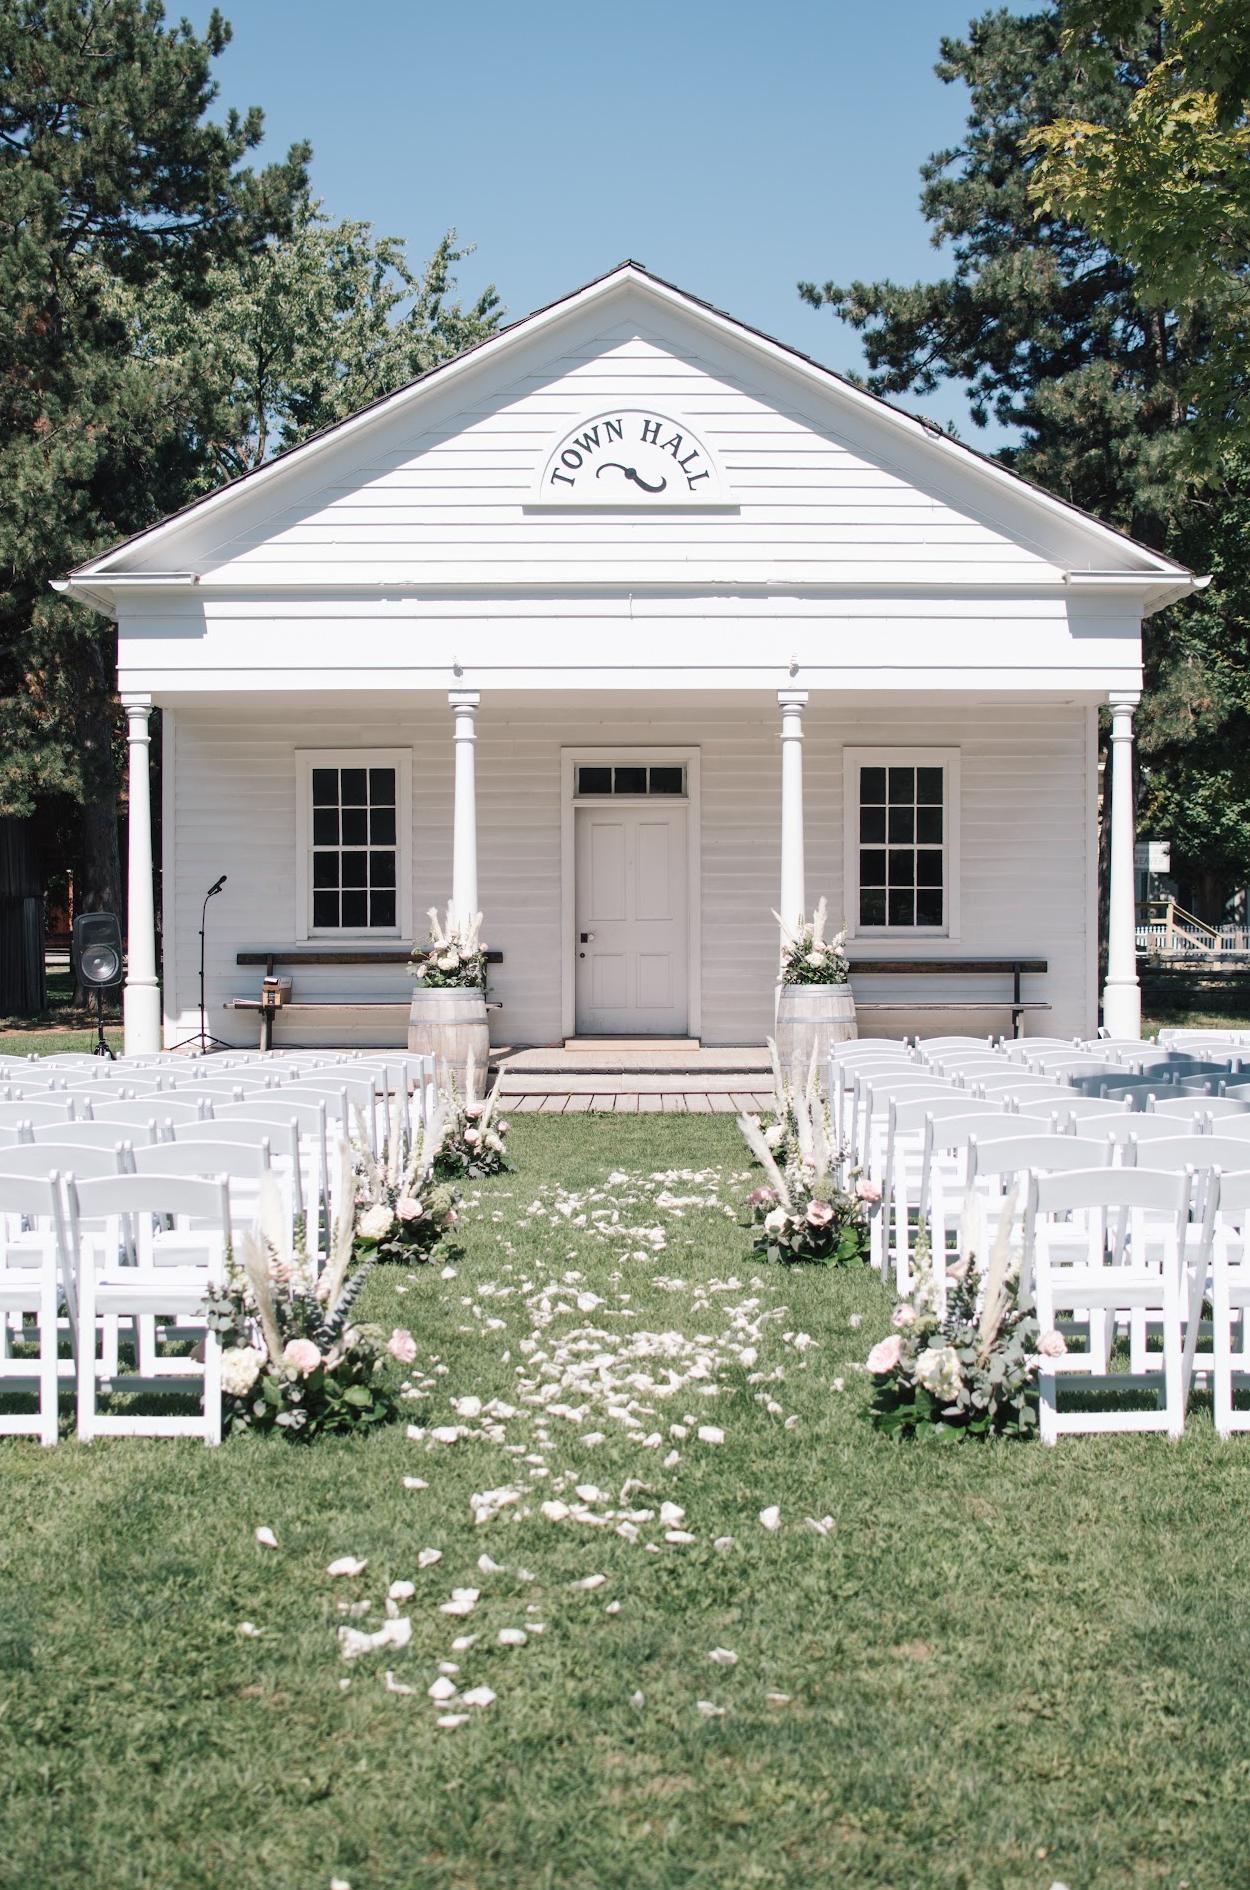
[207,1099,326,1137]
[28,1119,154,1148]
[1014,1093,1129,1120]
[890,1093,1005,1135]
[971,1073,1069,1098]
[1212,1169,1250,1216]
[1148,1095,1231,1122]
[1193,1111,1250,1141]
[1097,1111,1200,1142]
[0,1143,123,1179]
[969,1133,1113,1181]
[68,1172,232,1228]
[128,1139,271,1182]
[1091,1079,1171,1107]
[928,1111,1034,1154]
[0,1173,61,1224]
[1125,1133,1250,1172]
[1031,1165,1192,1215]
[89,1096,210,1125]
[0,1099,76,1127]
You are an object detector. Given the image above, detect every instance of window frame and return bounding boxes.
[842,746,960,942]
[295,748,412,942]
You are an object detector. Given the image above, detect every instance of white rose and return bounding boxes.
[438,950,460,971]
[763,1124,785,1149]
[357,1203,394,1241]
[915,1344,963,1400]
[220,1345,265,1397]
[763,1206,789,1236]
[805,950,827,967]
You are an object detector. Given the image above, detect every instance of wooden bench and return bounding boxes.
[227,948,503,1050]
[849,957,1049,1039]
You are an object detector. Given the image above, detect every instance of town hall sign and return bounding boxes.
[533,411,729,506]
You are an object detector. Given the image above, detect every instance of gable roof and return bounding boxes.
[66,259,1194,592]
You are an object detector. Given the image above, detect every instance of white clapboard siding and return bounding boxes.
[166,694,1093,1050]
[183,326,1066,588]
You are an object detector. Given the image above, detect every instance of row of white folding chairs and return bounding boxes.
[0,1171,231,1445]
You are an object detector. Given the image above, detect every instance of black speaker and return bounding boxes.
[72,911,124,990]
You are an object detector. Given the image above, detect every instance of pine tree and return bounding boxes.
[799,4,1250,923]
[0,0,309,1011]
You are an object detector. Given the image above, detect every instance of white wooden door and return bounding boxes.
[574,805,688,1035]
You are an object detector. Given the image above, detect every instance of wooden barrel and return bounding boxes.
[408,985,490,1088]
[774,981,857,1087]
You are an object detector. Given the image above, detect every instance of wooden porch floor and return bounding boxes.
[491,1045,772,1114]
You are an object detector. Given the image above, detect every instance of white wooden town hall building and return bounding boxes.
[61,263,1200,1057]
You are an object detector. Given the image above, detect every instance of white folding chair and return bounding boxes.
[1024,1167,1208,1442]
[918,1110,1032,1286]
[1013,1093,1130,1124]
[0,1175,64,1444]
[1208,1170,1250,1437]
[0,1099,78,1130]
[880,1093,1008,1288]
[1149,1095,1241,1122]
[61,1173,229,1443]
[89,1096,211,1127]
[196,1106,320,1239]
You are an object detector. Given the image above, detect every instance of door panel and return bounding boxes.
[575,805,688,1035]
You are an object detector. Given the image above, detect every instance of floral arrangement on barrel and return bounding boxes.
[866,1197,1060,1441]
[352,1091,459,1264]
[774,896,849,985]
[435,1050,510,1181]
[205,1159,415,1440]
[409,904,487,989]
[738,1059,874,1267]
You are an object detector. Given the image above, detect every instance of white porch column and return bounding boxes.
[121,694,161,1054]
[778,688,809,932]
[1102,690,1142,1038]
[449,690,481,920]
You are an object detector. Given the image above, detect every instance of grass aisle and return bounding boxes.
[4,1115,1250,1889]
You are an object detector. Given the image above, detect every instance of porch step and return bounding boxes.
[562,1037,701,1052]
[494,1045,771,1079]
[495,1072,769,1097]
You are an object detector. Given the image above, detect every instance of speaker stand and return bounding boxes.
[93,987,115,1059]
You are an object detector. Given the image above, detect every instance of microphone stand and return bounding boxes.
[170,876,231,1054]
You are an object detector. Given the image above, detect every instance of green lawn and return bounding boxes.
[4,1115,1250,1888]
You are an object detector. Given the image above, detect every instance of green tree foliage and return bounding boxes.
[1029,1,1250,472]
[139,205,502,486]
[798,5,1250,921]
[0,0,309,952]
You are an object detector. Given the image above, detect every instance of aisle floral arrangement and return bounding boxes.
[352,1092,459,1264]
[435,1051,510,1180]
[866,1203,1055,1441]
[774,896,850,985]
[409,904,488,988]
[738,1056,872,1267]
[205,1160,413,1440]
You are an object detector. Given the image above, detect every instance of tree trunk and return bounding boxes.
[0,816,47,1016]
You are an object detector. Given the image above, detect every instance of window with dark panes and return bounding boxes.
[575,764,687,796]
[311,764,398,931]
[858,763,944,929]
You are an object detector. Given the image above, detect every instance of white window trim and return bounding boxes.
[842,746,961,942]
[295,748,413,942]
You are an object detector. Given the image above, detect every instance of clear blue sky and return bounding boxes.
[203,0,1039,441]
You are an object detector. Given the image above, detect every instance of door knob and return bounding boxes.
[580,932,595,943]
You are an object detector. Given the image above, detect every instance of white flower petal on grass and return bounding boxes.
[766,1691,792,1707]
[236,1622,262,1638]
[696,1700,727,1718]
[338,1617,412,1661]
[428,1676,458,1702]
[438,1587,481,1617]
[331,1878,353,1890]
[462,1685,496,1708]
[402,1476,429,1491]
[714,1536,737,1552]
[417,1548,443,1569]
[541,1500,570,1522]
[497,1628,528,1646]
[605,1601,622,1616]
[569,1574,607,1591]
[437,1661,460,1676]
[659,1502,685,1526]
[477,1554,505,1575]
[326,1556,368,1578]
[848,1314,863,1330]
[383,1671,416,1696]
[437,1713,470,1729]
[759,1506,781,1531]
[804,1516,835,1537]
[629,1689,645,1708]
[833,1378,846,1393]
[388,1580,416,1601]
[450,1633,479,1653]
[253,1526,278,1550]
[697,1425,725,1444]
[663,1450,681,1470]
[707,1648,739,1666]
[784,1415,800,1431]
[665,1530,696,1546]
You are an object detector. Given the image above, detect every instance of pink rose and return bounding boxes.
[395,1197,423,1222]
[387,1328,418,1364]
[498,1121,510,1134]
[891,1304,916,1328]
[281,1338,322,1377]
[855,1178,882,1203]
[866,1333,903,1375]
[464,1103,486,1119]
[747,1187,777,1208]
[445,1209,458,1226]
[1037,1329,1068,1358]
[806,1199,835,1227]
[463,1128,481,1146]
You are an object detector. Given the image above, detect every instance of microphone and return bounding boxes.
[207,875,227,896]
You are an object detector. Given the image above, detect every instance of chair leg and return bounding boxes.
[1162,1269,1185,1440]
[39,1270,59,1446]
[76,1264,97,1443]
[203,1326,222,1447]
[1213,1266,1234,1440]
